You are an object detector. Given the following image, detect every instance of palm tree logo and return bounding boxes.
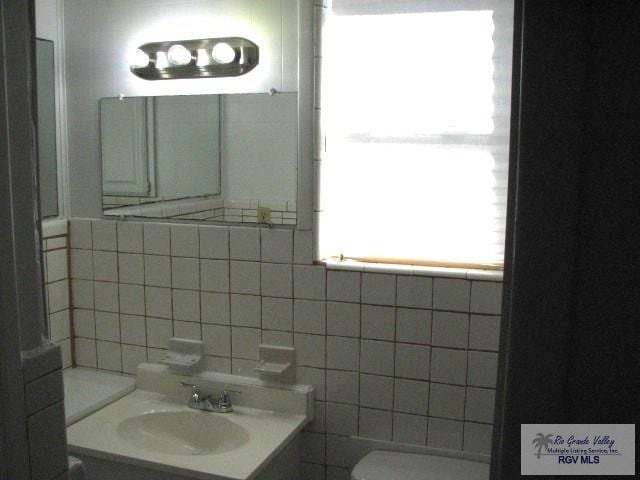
[532,433,554,459]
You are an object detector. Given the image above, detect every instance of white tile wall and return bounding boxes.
[326,370,358,404]
[433,278,470,312]
[261,297,293,331]
[359,408,392,441]
[171,225,199,257]
[67,218,503,478]
[327,270,360,303]
[200,226,229,259]
[202,291,230,324]
[359,374,393,409]
[293,265,326,299]
[430,348,467,385]
[229,228,260,261]
[326,403,358,436]
[470,281,503,314]
[143,224,170,255]
[361,305,395,340]
[117,221,143,253]
[293,230,313,265]
[469,314,501,351]
[294,299,326,334]
[432,311,469,348]
[326,302,360,337]
[393,412,428,444]
[230,294,261,327]
[360,339,394,376]
[229,261,259,294]
[396,308,431,344]
[261,263,292,297]
[261,229,293,263]
[201,259,230,292]
[428,417,464,450]
[119,253,144,284]
[326,336,359,371]
[397,276,433,309]
[172,257,199,289]
[173,289,200,322]
[394,378,429,415]
[361,273,396,306]
[395,344,430,380]
[429,383,466,420]
[42,221,72,368]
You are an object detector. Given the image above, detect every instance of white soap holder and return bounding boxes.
[254,345,295,383]
[160,337,203,373]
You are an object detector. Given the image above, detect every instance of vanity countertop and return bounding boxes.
[66,389,308,480]
[64,367,136,425]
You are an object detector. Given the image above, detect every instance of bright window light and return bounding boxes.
[319,1,513,268]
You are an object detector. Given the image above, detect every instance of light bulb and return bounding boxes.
[155,51,169,69]
[167,44,192,66]
[131,49,150,68]
[211,42,236,64]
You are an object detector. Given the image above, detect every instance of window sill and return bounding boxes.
[321,258,503,282]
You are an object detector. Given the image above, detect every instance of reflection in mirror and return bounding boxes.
[36,38,59,218]
[102,93,297,226]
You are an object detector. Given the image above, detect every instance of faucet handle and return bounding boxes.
[219,389,241,408]
[180,382,201,396]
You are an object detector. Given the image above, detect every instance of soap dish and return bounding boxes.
[254,345,295,383]
[160,338,203,373]
[255,360,291,376]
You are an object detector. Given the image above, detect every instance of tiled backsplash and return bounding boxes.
[67,217,502,478]
[42,219,72,368]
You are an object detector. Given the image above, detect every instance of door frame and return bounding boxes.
[1,0,56,478]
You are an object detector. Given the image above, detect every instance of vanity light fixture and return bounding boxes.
[130,37,259,80]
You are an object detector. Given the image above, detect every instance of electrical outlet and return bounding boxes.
[257,207,272,224]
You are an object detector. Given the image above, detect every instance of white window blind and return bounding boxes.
[318,0,514,269]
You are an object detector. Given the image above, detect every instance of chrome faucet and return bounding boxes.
[180,382,240,413]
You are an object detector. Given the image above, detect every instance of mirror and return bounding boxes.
[36,38,59,218]
[101,92,298,225]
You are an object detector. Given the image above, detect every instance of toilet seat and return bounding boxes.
[351,451,490,480]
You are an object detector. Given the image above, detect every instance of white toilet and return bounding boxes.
[351,451,490,480]
[68,456,85,480]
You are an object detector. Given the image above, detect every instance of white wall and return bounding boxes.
[64,0,300,218]
[35,0,59,40]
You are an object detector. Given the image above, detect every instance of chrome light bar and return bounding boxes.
[130,37,259,80]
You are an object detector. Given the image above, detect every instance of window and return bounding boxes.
[318,0,514,269]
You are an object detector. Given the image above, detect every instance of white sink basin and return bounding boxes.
[117,410,250,455]
[67,361,314,480]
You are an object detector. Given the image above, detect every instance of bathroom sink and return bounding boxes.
[117,410,250,455]
[67,364,314,480]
